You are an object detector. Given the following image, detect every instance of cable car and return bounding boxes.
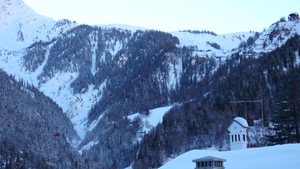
[160,100,165,103]
[53,132,60,136]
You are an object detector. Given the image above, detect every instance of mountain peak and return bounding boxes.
[0,0,78,50]
[0,0,36,27]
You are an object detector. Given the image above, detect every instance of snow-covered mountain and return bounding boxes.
[0,0,257,140]
[1,0,299,145]
[0,0,77,51]
[1,0,300,168]
[0,31,255,139]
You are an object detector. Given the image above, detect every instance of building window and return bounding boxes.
[243,134,246,141]
[235,135,237,141]
[209,161,212,166]
[201,162,204,167]
[238,135,240,141]
[232,135,234,142]
[215,161,221,167]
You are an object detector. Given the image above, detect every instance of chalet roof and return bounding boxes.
[192,156,227,162]
[234,117,249,128]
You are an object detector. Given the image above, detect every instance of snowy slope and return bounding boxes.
[78,105,174,154]
[128,106,173,141]
[166,31,255,90]
[170,31,255,58]
[128,106,173,133]
[158,144,300,169]
[0,0,77,51]
[253,19,300,53]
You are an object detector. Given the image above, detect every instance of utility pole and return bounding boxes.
[230,91,262,120]
[230,100,262,120]
[0,133,2,169]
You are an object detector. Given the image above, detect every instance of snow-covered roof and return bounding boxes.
[234,117,249,128]
[289,12,299,16]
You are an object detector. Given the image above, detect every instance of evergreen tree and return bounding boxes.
[268,67,300,144]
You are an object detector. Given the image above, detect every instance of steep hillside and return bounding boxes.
[0,69,83,168]
[131,24,300,169]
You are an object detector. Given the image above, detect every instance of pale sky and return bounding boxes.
[22,0,300,34]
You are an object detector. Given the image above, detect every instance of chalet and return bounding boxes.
[288,12,299,21]
[228,117,249,150]
[192,156,226,169]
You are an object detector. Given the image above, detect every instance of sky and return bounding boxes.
[22,0,300,34]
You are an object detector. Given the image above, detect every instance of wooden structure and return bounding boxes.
[192,156,226,169]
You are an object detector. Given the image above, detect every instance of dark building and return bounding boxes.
[288,12,299,21]
[192,156,227,169]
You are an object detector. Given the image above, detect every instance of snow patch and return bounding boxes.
[78,141,99,155]
[234,117,249,128]
[87,110,107,132]
[65,80,107,139]
[128,106,173,137]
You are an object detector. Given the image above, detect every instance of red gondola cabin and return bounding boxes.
[53,132,60,136]
[160,100,165,103]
